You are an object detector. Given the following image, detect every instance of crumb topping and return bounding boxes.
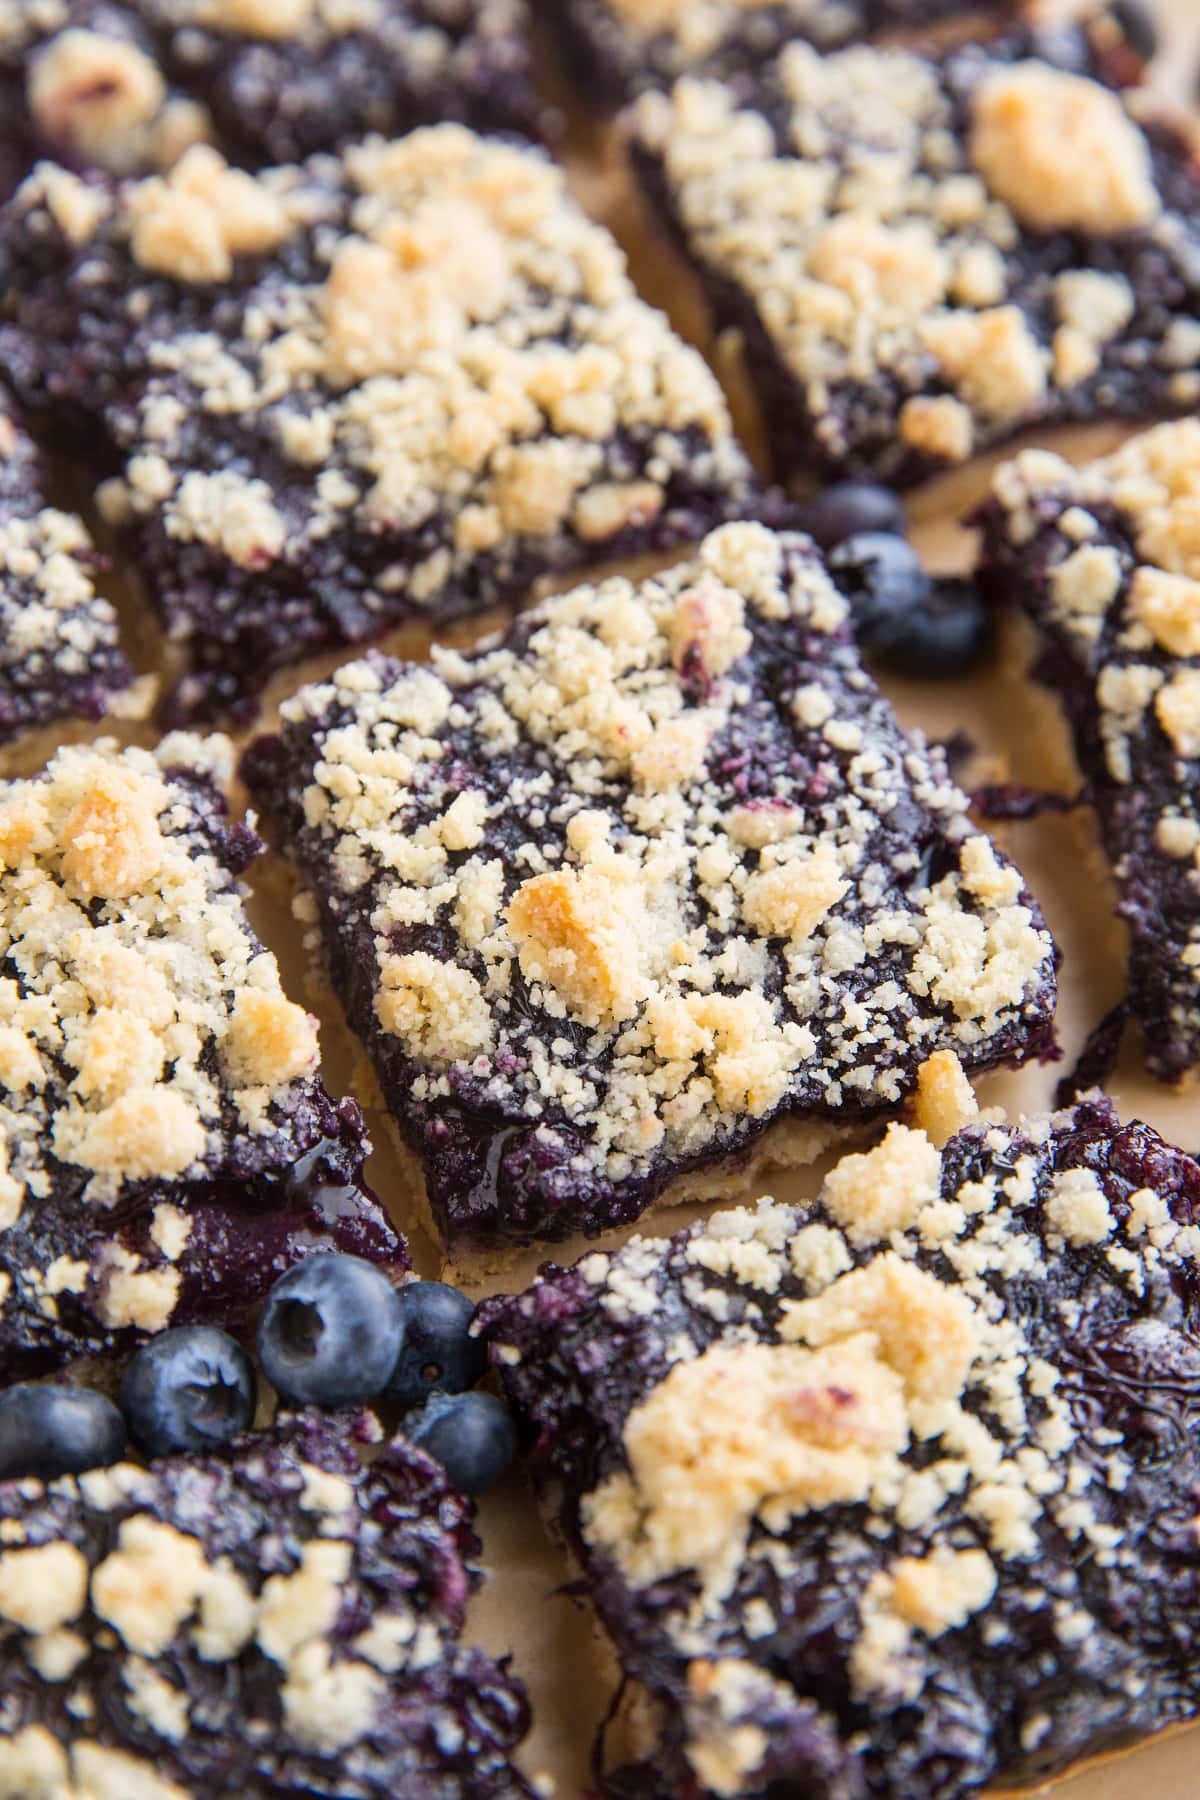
[631,34,1195,473]
[968,63,1159,236]
[0,739,320,1227]
[271,524,1053,1227]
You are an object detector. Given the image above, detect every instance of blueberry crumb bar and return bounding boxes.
[628,21,1198,488]
[979,419,1200,1083]
[0,736,407,1384]
[245,522,1057,1258]
[0,130,768,720]
[0,0,540,183]
[0,1406,534,1797]
[0,402,130,754]
[481,1089,1200,1799]
[541,0,1015,107]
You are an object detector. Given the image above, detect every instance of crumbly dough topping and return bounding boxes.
[16,124,752,619]
[990,423,1200,1065]
[489,1097,1200,1771]
[276,524,1053,1197]
[0,738,318,1243]
[631,35,1194,470]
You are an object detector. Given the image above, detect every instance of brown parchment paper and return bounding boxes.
[20,2,1200,1792]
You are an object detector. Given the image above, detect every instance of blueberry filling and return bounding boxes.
[120,1326,256,1459]
[0,1383,127,1481]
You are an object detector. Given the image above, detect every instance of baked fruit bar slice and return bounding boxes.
[0,402,130,755]
[480,1087,1200,1799]
[540,0,1018,107]
[244,522,1057,1259]
[0,0,539,184]
[978,419,1200,1082]
[628,19,1197,488]
[0,736,407,1385]
[0,1406,534,1797]
[0,131,769,721]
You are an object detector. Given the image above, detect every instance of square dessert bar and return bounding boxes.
[0,131,767,721]
[0,403,130,754]
[628,20,1198,489]
[543,0,1016,107]
[0,1407,533,1797]
[0,736,407,1385]
[979,420,1200,1083]
[244,522,1057,1257]
[0,0,539,184]
[481,1089,1200,1799]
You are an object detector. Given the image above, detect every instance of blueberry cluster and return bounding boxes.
[0,1259,513,1497]
[794,481,991,679]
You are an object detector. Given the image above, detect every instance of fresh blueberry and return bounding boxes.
[406,1391,516,1496]
[120,1326,256,1459]
[795,482,907,551]
[870,578,993,680]
[1110,0,1157,64]
[386,1281,488,1411]
[827,531,931,647]
[0,1383,127,1481]
[257,1253,404,1408]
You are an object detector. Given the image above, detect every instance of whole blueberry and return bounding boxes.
[827,531,931,648]
[406,1391,516,1496]
[386,1281,488,1411]
[871,578,992,680]
[0,1384,127,1481]
[1110,0,1157,64]
[120,1326,256,1459]
[795,482,907,551]
[258,1253,404,1408]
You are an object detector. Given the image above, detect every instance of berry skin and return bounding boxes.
[1110,0,1157,64]
[0,1384,127,1481]
[386,1281,488,1412]
[406,1391,516,1496]
[870,578,992,680]
[794,482,907,551]
[120,1326,256,1459]
[827,531,930,645]
[827,535,990,679]
[257,1253,404,1408]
